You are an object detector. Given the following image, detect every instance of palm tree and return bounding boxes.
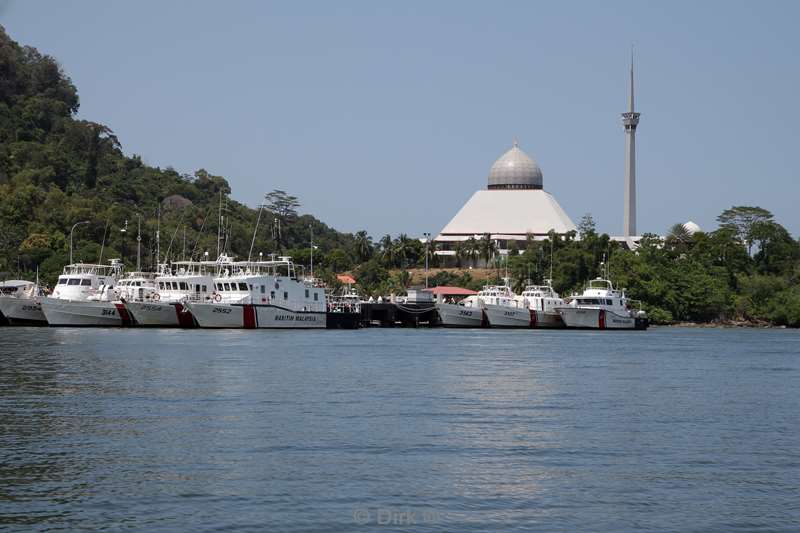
[666,223,692,253]
[455,242,466,268]
[379,234,393,264]
[393,234,412,268]
[478,234,496,267]
[353,230,373,262]
[464,237,479,266]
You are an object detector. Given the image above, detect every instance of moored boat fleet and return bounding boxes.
[1,266,648,330]
[0,254,359,329]
[434,277,648,330]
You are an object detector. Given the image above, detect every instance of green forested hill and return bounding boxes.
[0,25,358,285]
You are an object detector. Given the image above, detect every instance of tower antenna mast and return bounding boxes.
[622,44,641,240]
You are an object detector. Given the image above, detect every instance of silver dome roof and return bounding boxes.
[487,140,543,189]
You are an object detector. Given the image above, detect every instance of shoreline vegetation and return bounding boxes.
[1,26,799,328]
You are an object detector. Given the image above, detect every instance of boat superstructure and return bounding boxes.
[435,293,486,327]
[517,280,565,328]
[555,278,648,330]
[325,282,362,329]
[123,258,225,327]
[40,260,128,326]
[0,280,47,325]
[481,283,530,328]
[184,257,327,328]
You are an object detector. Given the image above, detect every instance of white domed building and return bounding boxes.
[434,140,576,263]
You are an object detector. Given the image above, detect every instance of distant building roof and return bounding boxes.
[683,221,702,235]
[423,286,478,296]
[436,189,576,239]
[488,140,543,190]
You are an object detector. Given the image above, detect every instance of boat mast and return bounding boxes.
[136,215,141,271]
[248,195,266,263]
[98,216,110,265]
[156,206,161,269]
[310,224,314,279]
[216,190,223,258]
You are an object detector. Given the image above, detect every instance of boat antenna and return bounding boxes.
[182,225,186,261]
[225,196,232,254]
[136,215,142,271]
[163,214,184,264]
[156,205,161,268]
[98,215,111,264]
[310,224,314,279]
[216,190,223,258]
[549,236,554,283]
[189,209,210,261]
[248,195,266,262]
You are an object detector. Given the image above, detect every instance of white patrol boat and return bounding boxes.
[40,260,129,326]
[123,258,223,328]
[516,280,566,328]
[0,280,47,325]
[555,278,648,330]
[481,283,531,328]
[183,257,327,328]
[435,294,486,328]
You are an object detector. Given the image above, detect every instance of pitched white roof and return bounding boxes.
[436,190,576,238]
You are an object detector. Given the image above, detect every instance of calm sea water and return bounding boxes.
[1,327,798,532]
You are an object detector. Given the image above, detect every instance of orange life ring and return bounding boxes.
[214,293,222,302]
[153,293,160,301]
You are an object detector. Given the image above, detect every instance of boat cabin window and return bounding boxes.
[179,282,188,290]
[81,279,92,286]
[260,285,265,294]
[606,299,613,305]
[58,278,67,284]
[314,292,318,301]
[239,283,248,291]
[284,291,288,300]
[222,283,230,291]
[202,285,207,293]
[270,291,275,299]
[305,289,309,298]
[67,279,80,286]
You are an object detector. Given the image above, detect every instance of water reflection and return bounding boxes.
[0,327,798,531]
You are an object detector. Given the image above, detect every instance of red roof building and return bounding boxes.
[423,286,477,296]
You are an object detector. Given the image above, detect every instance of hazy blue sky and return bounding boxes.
[3,1,799,238]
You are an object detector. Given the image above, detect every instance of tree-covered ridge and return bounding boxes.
[0,25,361,285]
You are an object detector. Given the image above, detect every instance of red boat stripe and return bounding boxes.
[114,303,132,326]
[530,309,537,328]
[599,309,606,330]
[243,304,256,329]
[175,303,195,328]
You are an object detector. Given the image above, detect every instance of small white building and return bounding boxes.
[434,140,576,263]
